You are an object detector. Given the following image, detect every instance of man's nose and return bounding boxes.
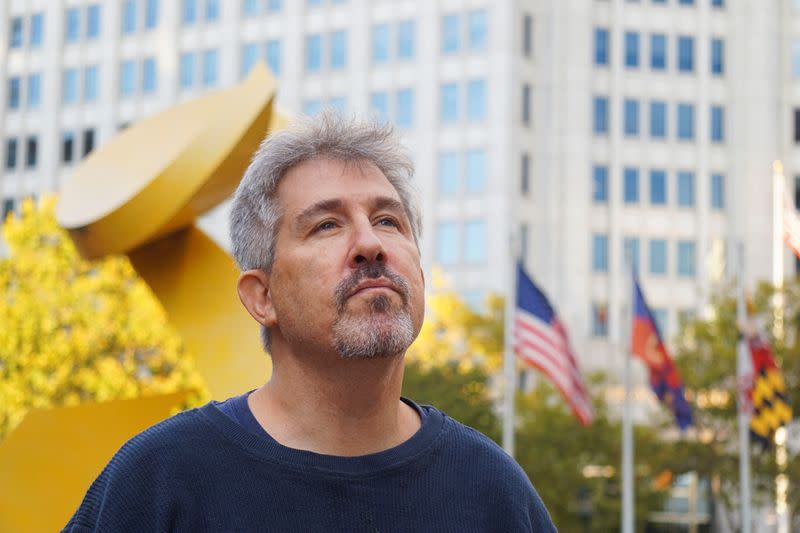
[348,220,386,267]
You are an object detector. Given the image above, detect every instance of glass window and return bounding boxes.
[438,152,458,194]
[5,138,17,170]
[623,237,640,272]
[677,241,696,277]
[202,49,218,87]
[305,34,322,72]
[84,66,98,102]
[63,69,79,104]
[302,99,321,116]
[624,99,639,136]
[180,52,195,89]
[650,101,667,139]
[624,167,639,204]
[677,171,695,207]
[677,103,695,140]
[243,0,259,16]
[649,239,667,275]
[330,30,347,69]
[397,20,415,59]
[523,15,533,57]
[8,78,21,110]
[437,222,459,265]
[711,105,724,142]
[522,84,532,126]
[467,80,486,122]
[591,303,608,337]
[182,0,197,25]
[26,74,41,109]
[266,40,281,75]
[650,169,667,205]
[145,0,159,29]
[592,234,609,272]
[679,0,694,4]
[241,43,259,77]
[468,9,487,51]
[30,14,44,47]
[370,91,389,123]
[372,24,390,64]
[206,0,220,21]
[87,4,101,38]
[677,36,694,72]
[142,57,157,93]
[121,0,136,34]
[120,60,136,97]
[329,96,347,114]
[396,88,414,128]
[465,149,486,193]
[712,0,724,6]
[440,83,459,123]
[594,28,609,66]
[593,165,608,203]
[650,34,667,70]
[2,198,15,219]
[66,8,81,42]
[625,31,640,68]
[267,0,282,11]
[307,0,323,6]
[711,38,724,75]
[25,136,38,168]
[593,96,608,134]
[83,129,95,156]
[441,14,460,54]
[711,174,725,209]
[464,220,487,264]
[521,154,530,195]
[10,17,23,48]
[62,131,75,163]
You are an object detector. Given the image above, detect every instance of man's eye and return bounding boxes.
[377,217,399,228]
[315,221,337,232]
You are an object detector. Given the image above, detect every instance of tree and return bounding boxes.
[0,197,207,440]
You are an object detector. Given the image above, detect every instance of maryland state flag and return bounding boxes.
[631,278,693,429]
[748,333,792,446]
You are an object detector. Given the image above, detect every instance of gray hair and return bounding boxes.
[229,110,422,351]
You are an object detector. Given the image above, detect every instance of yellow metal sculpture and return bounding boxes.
[0,64,286,532]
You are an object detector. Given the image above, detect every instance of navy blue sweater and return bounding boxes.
[64,398,555,532]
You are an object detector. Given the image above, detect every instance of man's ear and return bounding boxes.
[237,270,276,327]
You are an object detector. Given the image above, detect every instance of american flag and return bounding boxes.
[514,263,594,426]
[784,199,800,258]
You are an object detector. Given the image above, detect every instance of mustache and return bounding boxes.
[334,263,410,312]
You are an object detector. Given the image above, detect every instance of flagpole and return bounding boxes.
[736,241,752,533]
[621,262,634,533]
[502,235,517,457]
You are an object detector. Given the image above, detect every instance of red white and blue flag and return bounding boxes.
[631,278,692,429]
[514,263,594,426]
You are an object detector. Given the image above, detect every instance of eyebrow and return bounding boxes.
[293,196,406,231]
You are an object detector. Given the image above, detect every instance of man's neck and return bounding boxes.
[248,350,420,457]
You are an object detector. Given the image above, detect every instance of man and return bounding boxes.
[65,113,556,532]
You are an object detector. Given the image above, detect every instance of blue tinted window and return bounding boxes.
[624,99,639,136]
[307,0,323,6]
[243,0,259,16]
[592,234,608,272]
[302,99,321,116]
[370,91,389,123]
[87,5,101,38]
[66,8,81,42]
[677,103,694,140]
[266,40,281,75]
[625,32,640,68]
[120,60,136,97]
[649,239,667,275]
[182,0,197,25]
[711,105,724,142]
[180,52,195,88]
[594,28,609,66]
[10,18,23,48]
[650,169,667,205]
[624,237,640,272]
[678,36,694,72]
[438,152,458,194]
[329,96,347,114]
[711,38,724,74]
[26,74,41,109]
[711,174,725,209]
[464,220,486,263]
[522,85,532,126]
[679,0,694,4]
[441,83,459,123]
[624,168,639,204]
[677,171,695,207]
[206,0,220,21]
[593,165,608,203]
[30,14,44,47]
[8,78,20,110]
[63,69,79,104]
[437,222,459,265]
[467,80,486,121]
[397,20,415,59]
[5,138,18,170]
[592,303,608,337]
[267,0,282,11]
[650,101,667,138]
[650,34,666,70]
[712,0,723,6]
[442,14,460,54]
[330,30,347,69]
[466,149,486,193]
[84,66,98,102]
[241,43,259,77]
[121,1,136,34]
[202,49,218,86]
[142,57,157,93]
[677,241,696,277]
[372,24,389,64]
[593,96,608,134]
[396,88,414,128]
[468,9,487,51]
[145,0,158,29]
[305,34,322,72]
